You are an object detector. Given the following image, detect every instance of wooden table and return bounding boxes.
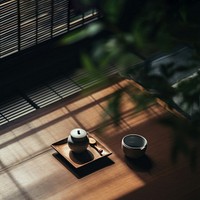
[0,79,200,200]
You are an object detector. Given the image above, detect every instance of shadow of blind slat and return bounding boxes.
[0,66,118,126]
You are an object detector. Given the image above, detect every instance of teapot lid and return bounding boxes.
[70,128,87,139]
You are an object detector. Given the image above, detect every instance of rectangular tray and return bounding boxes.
[51,134,112,168]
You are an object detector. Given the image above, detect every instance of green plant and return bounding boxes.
[63,0,200,167]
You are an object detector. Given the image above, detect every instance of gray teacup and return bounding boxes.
[121,134,147,159]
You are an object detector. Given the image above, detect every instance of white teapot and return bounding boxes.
[67,128,89,153]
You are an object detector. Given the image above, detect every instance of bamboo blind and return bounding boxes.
[0,0,99,58]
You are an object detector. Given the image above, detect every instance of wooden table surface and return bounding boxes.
[0,79,200,200]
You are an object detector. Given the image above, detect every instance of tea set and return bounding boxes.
[68,128,147,159]
[68,128,104,155]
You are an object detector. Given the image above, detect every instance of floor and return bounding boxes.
[0,65,118,126]
[0,79,200,200]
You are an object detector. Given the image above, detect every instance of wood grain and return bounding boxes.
[0,79,200,200]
